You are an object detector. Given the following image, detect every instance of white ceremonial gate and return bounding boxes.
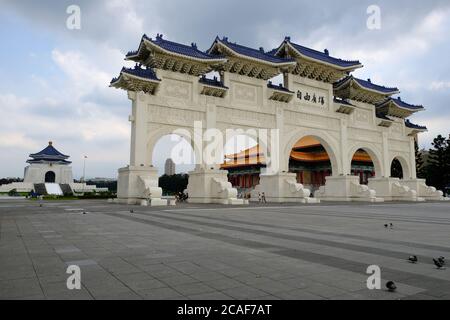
[110,34,446,205]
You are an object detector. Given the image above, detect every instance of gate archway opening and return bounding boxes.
[221,135,260,196]
[390,158,404,179]
[151,134,196,195]
[350,149,375,185]
[44,171,56,183]
[288,136,333,194]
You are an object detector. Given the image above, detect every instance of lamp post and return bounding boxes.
[82,156,88,195]
[82,155,88,182]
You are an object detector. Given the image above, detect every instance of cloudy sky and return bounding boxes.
[1,0,449,178]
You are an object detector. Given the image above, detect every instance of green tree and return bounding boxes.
[158,174,189,195]
[426,134,449,191]
[414,139,425,178]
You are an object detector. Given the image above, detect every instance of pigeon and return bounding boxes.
[389,223,394,229]
[408,255,418,263]
[438,256,445,265]
[433,258,445,269]
[384,224,389,228]
[130,209,134,213]
[83,211,86,215]
[386,281,397,292]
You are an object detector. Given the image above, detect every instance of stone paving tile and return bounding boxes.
[221,285,269,299]
[203,278,244,291]
[137,287,186,300]
[171,283,216,296]
[274,289,324,300]
[0,278,43,299]
[2,200,450,300]
[116,272,167,291]
[160,274,198,286]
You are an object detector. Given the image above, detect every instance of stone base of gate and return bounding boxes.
[314,175,383,202]
[401,179,449,201]
[116,166,167,206]
[186,168,246,205]
[368,177,424,201]
[250,172,319,203]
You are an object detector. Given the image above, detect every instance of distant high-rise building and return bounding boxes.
[164,158,176,176]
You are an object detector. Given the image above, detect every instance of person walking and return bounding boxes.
[261,192,267,204]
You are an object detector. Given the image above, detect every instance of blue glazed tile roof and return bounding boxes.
[405,119,427,130]
[199,75,228,88]
[377,97,424,110]
[272,37,362,69]
[209,37,295,64]
[27,159,72,164]
[29,142,69,160]
[391,97,424,110]
[111,65,160,84]
[354,77,399,93]
[335,76,399,94]
[267,81,293,93]
[127,34,225,61]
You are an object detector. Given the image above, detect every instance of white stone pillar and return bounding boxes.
[128,91,149,167]
[409,136,417,179]
[340,119,349,176]
[274,106,286,173]
[381,132,389,178]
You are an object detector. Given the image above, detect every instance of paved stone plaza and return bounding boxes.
[1,199,450,300]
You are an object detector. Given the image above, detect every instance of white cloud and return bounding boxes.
[416,116,450,148]
[429,81,450,91]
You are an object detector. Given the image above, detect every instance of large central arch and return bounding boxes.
[283,129,341,176]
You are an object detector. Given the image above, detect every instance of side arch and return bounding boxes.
[347,142,384,178]
[389,153,411,179]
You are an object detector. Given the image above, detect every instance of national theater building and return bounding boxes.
[111,34,446,205]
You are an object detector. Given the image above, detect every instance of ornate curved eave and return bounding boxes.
[377,104,416,118]
[334,78,399,104]
[334,102,355,115]
[110,73,160,94]
[286,42,363,72]
[285,47,362,83]
[145,51,224,76]
[209,42,295,80]
[218,57,283,80]
[27,159,72,165]
[406,127,427,136]
[199,83,228,98]
[334,84,389,104]
[376,99,424,118]
[268,89,294,103]
[292,60,345,83]
[377,118,393,127]
[278,42,363,71]
[127,38,227,76]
